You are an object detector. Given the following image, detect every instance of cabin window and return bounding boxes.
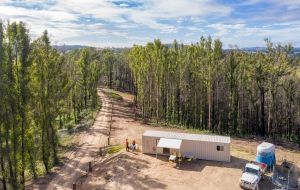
[152,146,156,152]
[217,145,224,151]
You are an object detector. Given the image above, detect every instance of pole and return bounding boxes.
[99,147,103,156]
[88,162,92,172]
[72,183,76,190]
[287,169,290,189]
[110,101,113,131]
[107,100,113,146]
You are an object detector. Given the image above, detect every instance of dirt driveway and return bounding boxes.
[27,88,111,190]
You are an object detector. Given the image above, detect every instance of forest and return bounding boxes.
[109,39,300,147]
[0,21,300,189]
[0,22,103,189]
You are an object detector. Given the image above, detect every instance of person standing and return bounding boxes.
[125,139,129,152]
[132,139,136,151]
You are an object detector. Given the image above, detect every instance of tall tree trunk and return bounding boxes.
[27,148,37,179]
[156,80,159,123]
[4,116,17,189]
[298,123,300,147]
[268,91,275,138]
[49,120,58,165]
[212,83,215,133]
[0,125,7,190]
[41,123,49,173]
[10,106,18,184]
[84,85,87,108]
[288,89,293,141]
[260,87,266,136]
[208,86,212,131]
[21,117,25,189]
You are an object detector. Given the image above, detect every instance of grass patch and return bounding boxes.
[58,134,76,156]
[107,145,123,154]
[106,91,123,101]
[57,94,102,159]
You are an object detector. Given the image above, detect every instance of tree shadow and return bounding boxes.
[83,153,167,190]
[148,155,247,171]
[145,154,273,190]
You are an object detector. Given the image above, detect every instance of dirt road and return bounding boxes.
[46,89,111,190]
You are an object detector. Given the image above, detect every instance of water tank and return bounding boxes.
[256,142,276,167]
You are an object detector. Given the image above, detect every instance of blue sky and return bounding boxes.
[0,0,300,48]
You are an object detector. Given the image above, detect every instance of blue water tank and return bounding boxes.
[256,142,276,167]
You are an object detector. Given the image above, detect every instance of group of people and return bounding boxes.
[125,139,137,152]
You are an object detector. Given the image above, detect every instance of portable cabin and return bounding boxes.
[142,130,231,162]
[256,142,276,167]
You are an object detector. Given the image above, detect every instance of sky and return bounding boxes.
[0,0,300,48]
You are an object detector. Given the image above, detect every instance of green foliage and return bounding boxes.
[121,38,300,146]
[102,49,134,92]
[0,22,102,189]
[107,145,123,154]
[106,91,123,101]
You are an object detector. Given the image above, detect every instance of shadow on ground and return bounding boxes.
[146,154,273,190]
[83,153,167,190]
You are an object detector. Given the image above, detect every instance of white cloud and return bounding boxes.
[152,0,231,18]
[207,23,246,38]
[206,22,300,48]
[119,3,129,7]
[0,5,77,22]
[1,0,298,47]
[126,0,231,31]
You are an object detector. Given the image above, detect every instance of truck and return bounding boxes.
[240,161,267,190]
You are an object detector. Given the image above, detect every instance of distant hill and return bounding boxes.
[53,44,300,55]
[53,45,89,52]
[240,47,300,53]
[240,47,267,52]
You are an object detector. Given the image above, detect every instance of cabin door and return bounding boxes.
[163,148,170,155]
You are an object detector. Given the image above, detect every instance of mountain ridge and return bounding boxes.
[53,44,300,54]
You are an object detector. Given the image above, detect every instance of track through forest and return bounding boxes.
[45,88,111,190]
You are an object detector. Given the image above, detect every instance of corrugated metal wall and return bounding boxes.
[181,140,230,162]
[142,135,158,154]
[142,135,231,162]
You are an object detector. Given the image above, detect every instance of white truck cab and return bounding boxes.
[240,162,266,190]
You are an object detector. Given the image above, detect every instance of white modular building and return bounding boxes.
[142,130,231,162]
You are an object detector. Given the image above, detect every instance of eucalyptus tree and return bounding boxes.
[0,21,8,190]
[6,22,19,187]
[30,30,68,171]
[264,41,291,139]
[14,22,31,188]
[77,48,90,108]
[124,38,300,145]
[0,21,107,189]
[225,51,240,134]
[102,49,115,89]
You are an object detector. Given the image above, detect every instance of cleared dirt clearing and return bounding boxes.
[81,89,299,190]
[28,88,299,190]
